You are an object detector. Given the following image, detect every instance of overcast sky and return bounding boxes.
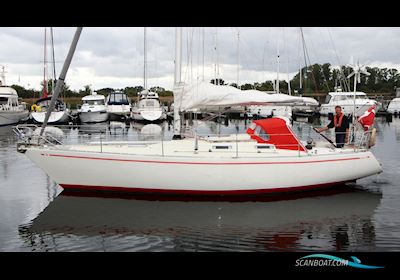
[0,27,399,91]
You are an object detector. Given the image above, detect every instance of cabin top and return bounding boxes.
[82,93,105,101]
[0,86,18,96]
[327,91,367,97]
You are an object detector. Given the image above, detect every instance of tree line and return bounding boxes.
[215,64,400,95]
[12,63,400,99]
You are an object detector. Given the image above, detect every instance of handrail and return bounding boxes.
[13,122,374,156]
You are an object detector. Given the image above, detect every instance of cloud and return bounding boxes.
[0,27,399,91]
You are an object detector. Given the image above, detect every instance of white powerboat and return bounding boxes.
[320,91,379,116]
[30,96,70,124]
[131,90,167,122]
[0,85,29,127]
[105,91,131,121]
[387,97,400,114]
[78,92,108,123]
[0,66,29,126]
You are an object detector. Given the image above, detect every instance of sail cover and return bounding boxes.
[174,82,306,112]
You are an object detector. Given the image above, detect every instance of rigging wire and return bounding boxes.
[300,28,319,93]
[327,27,351,91]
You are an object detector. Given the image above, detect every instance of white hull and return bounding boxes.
[249,105,292,119]
[25,145,382,195]
[292,105,319,116]
[106,105,131,120]
[79,111,109,123]
[0,110,29,126]
[320,101,377,116]
[131,109,166,122]
[387,98,400,114]
[31,110,70,124]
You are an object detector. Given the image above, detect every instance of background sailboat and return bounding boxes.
[131,27,167,122]
[30,27,70,124]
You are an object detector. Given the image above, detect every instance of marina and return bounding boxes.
[1,26,399,253]
[1,116,400,251]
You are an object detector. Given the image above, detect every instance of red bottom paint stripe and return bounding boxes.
[60,181,351,196]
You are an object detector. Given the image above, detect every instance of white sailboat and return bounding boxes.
[0,66,29,126]
[15,27,382,197]
[131,90,167,122]
[131,27,167,122]
[78,91,108,123]
[30,96,70,124]
[30,28,70,125]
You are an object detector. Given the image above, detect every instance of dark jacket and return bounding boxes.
[327,114,350,133]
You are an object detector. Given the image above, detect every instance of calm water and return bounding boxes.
[0,116,399,252]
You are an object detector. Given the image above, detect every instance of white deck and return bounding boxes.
[44,136,362,159]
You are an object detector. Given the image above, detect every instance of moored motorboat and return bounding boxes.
[320,91,379,116]
[387,97,400,115]
[78,92,108,123]
[0,67,29,126]
[105,91,132,121]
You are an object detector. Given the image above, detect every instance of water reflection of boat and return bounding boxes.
[18,187,381,251]
[131,122,164,141]
[108,121,129,135]
[0,125,15,137]
[77,122,108,135]
[32,126,65,143]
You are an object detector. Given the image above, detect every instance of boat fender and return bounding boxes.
[369,128,377,148]
[31,104,41,112]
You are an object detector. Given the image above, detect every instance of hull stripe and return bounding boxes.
[46,153,365,165]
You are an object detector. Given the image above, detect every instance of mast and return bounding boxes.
[173,27,183,139]
[213,29,217,85]
[237,29,240,89]
[284,27,291,95]
[43,28,48,98]
[0,65,5,85]
[299,28,302,94]
[40,27,83,138]
[50,27,57,94]
[202,27,205,82]
[216,28,219,85]
[144,27,147,90]
[174,27,182,87]
[276,33,280,94]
